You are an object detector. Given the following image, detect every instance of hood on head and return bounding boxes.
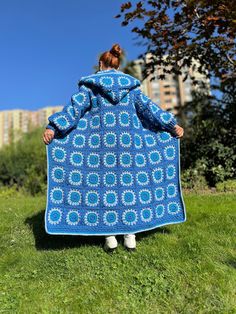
[78,69,141,104]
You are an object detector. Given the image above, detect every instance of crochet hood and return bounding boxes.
[78,69,141,104]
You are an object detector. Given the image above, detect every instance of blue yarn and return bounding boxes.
[44,69,186,235]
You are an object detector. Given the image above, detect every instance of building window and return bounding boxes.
[152,82,159,88]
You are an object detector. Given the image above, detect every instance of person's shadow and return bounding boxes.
[25,209,171,251]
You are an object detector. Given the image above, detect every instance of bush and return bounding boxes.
[181,171,208,190]
[0,127,47,195]
[23,165,47,196]
[178,90,236,187]
[0,184,24,198]
[215,179,236,192]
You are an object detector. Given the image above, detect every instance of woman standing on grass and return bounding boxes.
[43,44,186,252]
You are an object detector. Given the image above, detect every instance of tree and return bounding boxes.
[115,0,236,186]
[115,1,236,90]
[177,88,236,186]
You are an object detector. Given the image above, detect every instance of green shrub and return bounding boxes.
[181,159,209,190]
[215,179,236,192]
[179,90,236,187]
[0,184,24,198]
[181,171,208,190]
[23,165,47,196]
[0,127,47,195]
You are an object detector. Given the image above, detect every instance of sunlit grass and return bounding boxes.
[0,192,235,313]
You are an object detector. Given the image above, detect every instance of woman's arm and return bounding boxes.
[133,87,178,133]
[43,85,91,144]
[47,85,91,134]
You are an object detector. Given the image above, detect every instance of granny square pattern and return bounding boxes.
[45,69,186,235]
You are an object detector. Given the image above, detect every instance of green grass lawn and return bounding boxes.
[0,192,235,313]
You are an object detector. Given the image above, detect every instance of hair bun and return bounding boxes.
[109,44,122,58]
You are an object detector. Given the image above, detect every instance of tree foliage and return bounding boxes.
[116,0,236,186]
[178,88,236,186]
[115,1,236,87]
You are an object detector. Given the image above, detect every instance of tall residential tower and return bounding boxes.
[133,53,210,114]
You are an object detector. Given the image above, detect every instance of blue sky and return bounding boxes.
[0,0,144,110]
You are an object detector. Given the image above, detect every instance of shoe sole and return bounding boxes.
[103,244,117,252]
[125,246,136,252]
[104,247,117,253]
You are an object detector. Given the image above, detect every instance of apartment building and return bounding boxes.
[0,106,63,148]
[133,53,211,114]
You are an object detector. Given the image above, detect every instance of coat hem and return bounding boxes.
[44,139,187,237]
[44,217,186,236]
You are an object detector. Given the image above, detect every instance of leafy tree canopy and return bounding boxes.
[115,1,236,90]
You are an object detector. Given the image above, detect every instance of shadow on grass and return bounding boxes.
[25,209,171,251]
[224,259,236,269]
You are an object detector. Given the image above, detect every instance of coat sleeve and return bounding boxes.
[133,87,177,132]
[45,85,91,135]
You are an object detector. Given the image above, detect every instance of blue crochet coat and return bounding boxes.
[44,69,186,236]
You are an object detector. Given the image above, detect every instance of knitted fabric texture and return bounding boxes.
[44,69,186,235]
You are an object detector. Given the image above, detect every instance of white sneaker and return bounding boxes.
[123,234,136,250]
[104,235,118,251]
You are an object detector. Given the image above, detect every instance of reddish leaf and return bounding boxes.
[121,2,132,12]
